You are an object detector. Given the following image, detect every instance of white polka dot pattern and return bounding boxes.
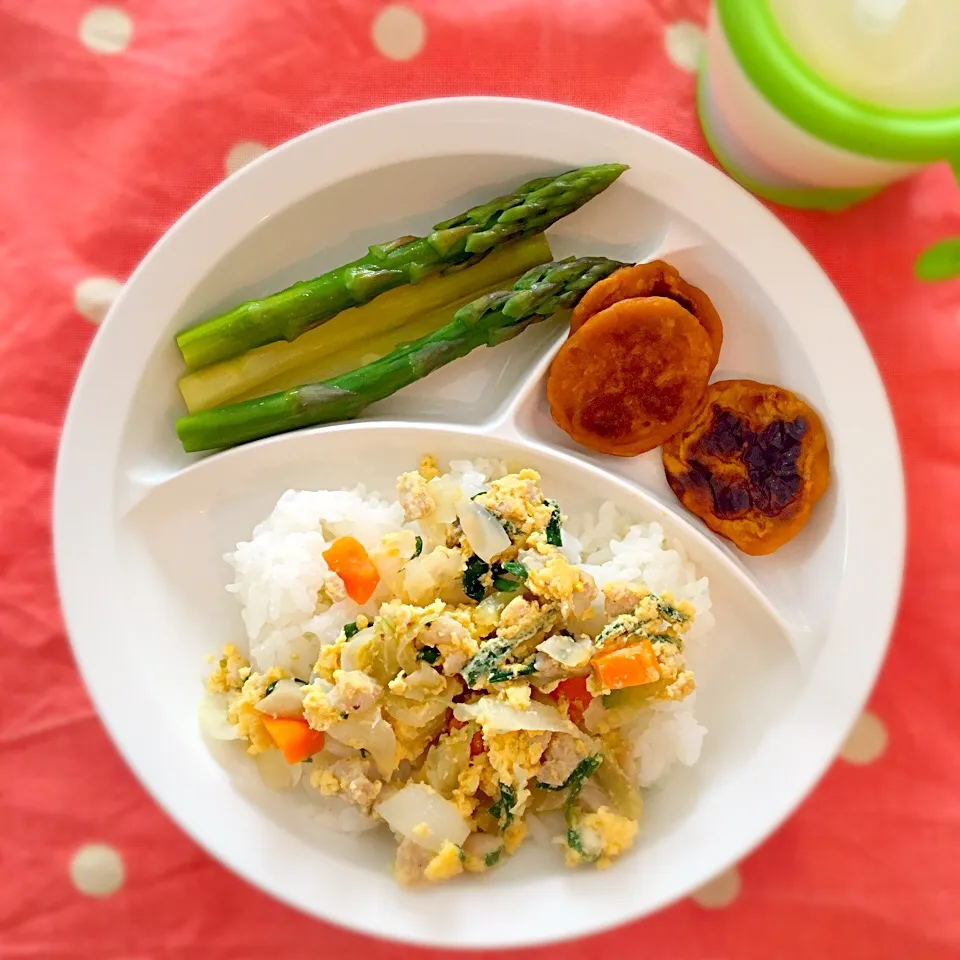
[225,141,268,176]
[69,843,125,897]
[664,20,705,72]
[79,8,133,55]
[74,277,122,324]
[371,5,426,61]
[839,711,888,765]
[692,865,741,908]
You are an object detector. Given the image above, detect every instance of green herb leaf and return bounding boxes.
[412,535,423,558]
[489,783,517,832]
[565,826,598,862]
[343,621,360,639]
[487,660,537,683]
[656,598,689,623]
[462,554,490,602]
[483,847,504,868]
[537,753,603,792]
[545,501,562,546]
[462,635,515,688]
[490,559,527,593]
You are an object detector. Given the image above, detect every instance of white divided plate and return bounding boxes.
[54,98,904,948]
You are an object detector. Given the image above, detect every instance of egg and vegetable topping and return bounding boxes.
[203,459,702,886]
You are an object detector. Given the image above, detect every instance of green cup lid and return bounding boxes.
[717,0,960,163]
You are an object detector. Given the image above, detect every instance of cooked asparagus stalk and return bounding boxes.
[175,164,628,370]
[176,256,627,452]
[177,234,552,413]
[232,279,514,402]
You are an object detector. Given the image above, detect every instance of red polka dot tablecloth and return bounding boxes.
[3,1,960,957]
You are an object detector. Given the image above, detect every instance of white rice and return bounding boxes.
[224,459,712,795]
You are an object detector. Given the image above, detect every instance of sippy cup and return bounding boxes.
[698,0,960,211]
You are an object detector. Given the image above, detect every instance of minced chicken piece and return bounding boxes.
[206,644,250,693]
[537,732,585,788]
[602,581,650,617]
[311,757,382,810]
[394,837,434,886]
[397,470,435,521]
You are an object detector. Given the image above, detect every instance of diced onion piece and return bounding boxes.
[423,731,472,795]
[403,549,465,606]
[254,678,306,718]
[396,663,447,701]
[457,498,511,562]
[375,783,470,853]
[370,531,418,595]
[472,592,513,635]
[339,626,375,673]
[453,696,578,734]
[255,749,302,790]
[426,477,462,523]
[537,634,594,669]
[383,693,452,728]
[327,707,398,778]
[198,693,239,740]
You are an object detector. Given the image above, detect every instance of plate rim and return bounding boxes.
[53,95,905,947]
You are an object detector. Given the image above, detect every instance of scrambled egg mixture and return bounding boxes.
[205,459,697,886]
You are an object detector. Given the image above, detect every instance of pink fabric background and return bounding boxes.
[3,0,960,956]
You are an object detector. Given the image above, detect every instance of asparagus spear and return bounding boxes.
[176,256,627,452]
[175,164,628,370]
[177,234,552,413]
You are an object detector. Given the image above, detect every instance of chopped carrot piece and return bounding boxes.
[322,536,380,604]
[548,676,593,726]
[592,640,660,691]
[260,714,326,765]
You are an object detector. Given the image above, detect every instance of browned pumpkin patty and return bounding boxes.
[661,379,831,555]
[548,296,713,457]
[570,260,723,371]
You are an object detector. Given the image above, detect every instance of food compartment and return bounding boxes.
[509,230,845,647]
[114,423,802,875]
[116,155,672,489]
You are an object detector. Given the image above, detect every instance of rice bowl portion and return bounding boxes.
[201,456,712,885]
